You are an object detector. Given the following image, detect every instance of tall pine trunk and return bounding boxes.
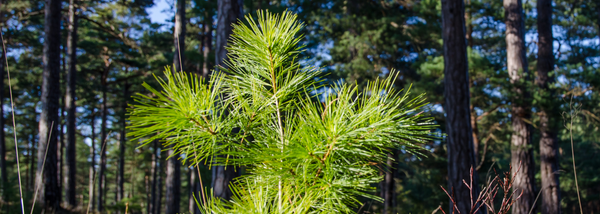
[213,0,243,200]
[0,18,6,201]
[382,152,397,214]
[156,154,163,214]
[165,0,185,213]
[202,9,213,78]
[165,150,181,214]
[89,107,96,211]
[441,0,482,213]
[58,41,65,207]
[36,0,61,209]
[117,74,129,206]
[149,140,158,214]
[465,1,480,165]
[537,0,560,213]
[189,167,199,214]
[98,59,109,211]
[65,0,78,207]
[504,0,536,213]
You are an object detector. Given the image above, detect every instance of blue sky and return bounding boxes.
[147,0,172,28]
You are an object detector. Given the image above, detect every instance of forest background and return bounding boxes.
[0,0,599,213]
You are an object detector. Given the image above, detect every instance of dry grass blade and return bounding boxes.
[30,122,54,214]
[564,95,583,214]
[2,26,26,214]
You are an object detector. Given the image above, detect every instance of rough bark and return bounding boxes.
[36,0,61,209]
[504,0,536,213]
[213,0,243,200]
[202,11,213,78]
[442,0,482,213]
[65,0,78,207]
[165,149,181,214]
[215,0,242,70]
[89,108,96,212]
[537,0,560,213]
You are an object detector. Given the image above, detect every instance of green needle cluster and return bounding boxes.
[128,10,436,214]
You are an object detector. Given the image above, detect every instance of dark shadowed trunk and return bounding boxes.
[89,107,96,212]
[0,18,6,200]
[213,0,243,200]
[537,0,560,213]
[504,0,536,213]
[58,41,65,206]
[156,154,163,214]
[65,0,78,207]
[441,0,482,213]
[382,152,397,214]
[117,75,129,206]
[189,167,199,214]
[98,57,110,211]
[202,10,213,78]
[36,0,61,209]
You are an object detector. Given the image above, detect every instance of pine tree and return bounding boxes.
[504,0,536,213]
[65,0,78,207]
[36,0,62,209]
[537,0,560,213]
[441,0,482,213]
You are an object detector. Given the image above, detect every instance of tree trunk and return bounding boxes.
[173,0,186,72]
[537,0,560,213]
[382,153,396,214]
[441,0,482,213]
[165,1,185,213]
[149,140,158,214]
[189,167,199,214]
[504,0,536,213]
[36,0,61,209]
[202,9,213,78]
[213,0,243,200]
[89,107,96,212]
[59,34,65,207]
[65,0,78,207]
[166,149,181,214]
[117,75,129,205]
[0,23,6,201]
[156,154,163,214]
[98,63,109,211]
